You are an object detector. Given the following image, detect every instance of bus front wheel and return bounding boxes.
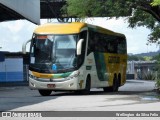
[81,77,91,95]
[38,90,52,96]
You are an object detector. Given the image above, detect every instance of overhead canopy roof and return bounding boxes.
[0,0,66,24]
[0,0,40,24]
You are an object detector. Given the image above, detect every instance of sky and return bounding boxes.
[0,18,159,54]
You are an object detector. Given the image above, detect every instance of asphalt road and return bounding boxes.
[0,80,160,120]
[0,80,159,111]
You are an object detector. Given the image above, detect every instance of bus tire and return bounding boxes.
[103,77,118,92]
[103,87,112,92]
[118,73,121,87]
[112,77,119,92]
[81,76,91,95]
[38,90,52,96]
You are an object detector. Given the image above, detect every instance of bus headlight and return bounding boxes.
[65,71,80,80]
[29,74,37,79]
[73,71,80,77]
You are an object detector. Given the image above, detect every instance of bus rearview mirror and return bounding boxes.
[77,39,84,55]
[22,39,31,54]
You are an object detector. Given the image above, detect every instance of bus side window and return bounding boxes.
[87,31,94,55]
[105,36,118,54]
[117,38,127,54]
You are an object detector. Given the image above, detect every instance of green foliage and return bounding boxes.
[127,9,160,44]
[63,0,103,18]
[155,72,160,91]
[152,54,160,91]
[143,56,152,61]
[128,55,145,61]
[143,71,156,80]
[137,71,156,80]
[152,54,160,62]
[156,79,160,91]
[151,0,160,6]
[64,0,132,18]
[64,0,160,44]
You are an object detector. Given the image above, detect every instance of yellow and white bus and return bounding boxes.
[23,22,127,96]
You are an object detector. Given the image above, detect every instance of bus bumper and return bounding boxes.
[29,77,79,91]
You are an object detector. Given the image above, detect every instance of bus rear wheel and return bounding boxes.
[38,90,52,96]
[112,77,119,92]
[103,77,119,92]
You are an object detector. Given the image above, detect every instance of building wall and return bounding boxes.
[0,58,23,82]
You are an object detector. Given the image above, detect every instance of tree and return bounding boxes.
[152,53,160,63]
[152,0,160,6]
[64,0,160,44]
[128,55,145,61]
[151,54,160,90]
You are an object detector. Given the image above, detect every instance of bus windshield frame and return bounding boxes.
[29,34,79,73]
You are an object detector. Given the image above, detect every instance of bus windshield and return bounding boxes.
[30,34,78,73]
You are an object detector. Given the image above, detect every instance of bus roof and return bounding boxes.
[34,22,87,34]
[34,22,125,37]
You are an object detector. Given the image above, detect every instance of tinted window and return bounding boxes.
[88,31,126,54]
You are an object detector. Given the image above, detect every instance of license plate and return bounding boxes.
[47,84,55,88]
